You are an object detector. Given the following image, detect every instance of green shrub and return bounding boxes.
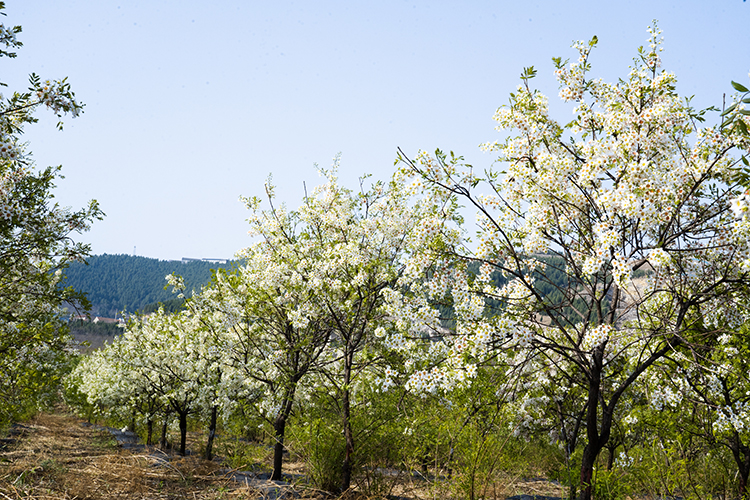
[288,416,345,492]
[627,439,735,500]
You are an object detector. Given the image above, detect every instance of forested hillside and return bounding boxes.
[62,254,234,317]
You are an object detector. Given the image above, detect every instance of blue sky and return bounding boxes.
[4,1,749,260]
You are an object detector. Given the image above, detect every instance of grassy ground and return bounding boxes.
[0,409,565,500]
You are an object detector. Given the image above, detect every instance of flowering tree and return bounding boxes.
[387,25,750,500]
[183,250,335,480]
[70,330,165,441]
[274,171,414,492]
[72,307,223,456]
[125,309,212,456]
[191,164,427,490]
[0,4,102,424]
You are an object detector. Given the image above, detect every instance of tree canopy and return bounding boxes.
[386,25,750,500]
[0,2,102,425]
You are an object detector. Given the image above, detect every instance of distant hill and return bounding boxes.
[62,254,235,317]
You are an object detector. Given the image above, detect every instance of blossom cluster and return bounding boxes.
[649,384,682,411]
[0,23,20,55]
[0,138,18,160]
[713,402,750,434]
[32,78,82,118]
[581,324,613,351]
[647,247,671,269]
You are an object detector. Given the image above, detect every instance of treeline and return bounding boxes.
[62,254,234,317]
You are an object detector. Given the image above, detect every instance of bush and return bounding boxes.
[289,415,345,492]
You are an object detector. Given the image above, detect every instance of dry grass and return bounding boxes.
[0,410,323,500]
[359,468,565,500]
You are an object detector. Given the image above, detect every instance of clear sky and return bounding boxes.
[4,1,749,261]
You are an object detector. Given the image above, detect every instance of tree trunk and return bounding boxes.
[341,351,355,492]
[271,416,286,481]
[270,377,299,480]
[341,388,354,492]
[179,411,188,456]
[579,442,600,500]
[579,348,605,500]
[146,419,153,446]
[160,414,170,450]
[204,405,218,461]
[740,469,749,500]
[271,415,289,481]
[557,399,583,500]
[729,437,750,499]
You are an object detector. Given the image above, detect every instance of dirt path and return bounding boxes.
[0,411,304,499]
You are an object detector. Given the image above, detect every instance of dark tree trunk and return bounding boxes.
[204,405,218,461]
[179,411,188,456]
[146,419,153,446]
[160,414,170,450]
[579,347,606,500]
[271,414,288,481]
[740,465,749,500]
[579,442,601,500]
[576,303,682,500]
[575,334,667,500]
[271,415,286,481]
[271,381,298,481]
[341,351,355,493]
[729,436,750,499]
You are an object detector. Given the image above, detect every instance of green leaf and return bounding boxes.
[721,103,738,116]
[741,109,750,116]
[732,81,750,93]
[742,156,750,167]
[743,98,750,104]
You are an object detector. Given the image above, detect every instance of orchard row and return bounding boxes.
[3,12,750,499]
